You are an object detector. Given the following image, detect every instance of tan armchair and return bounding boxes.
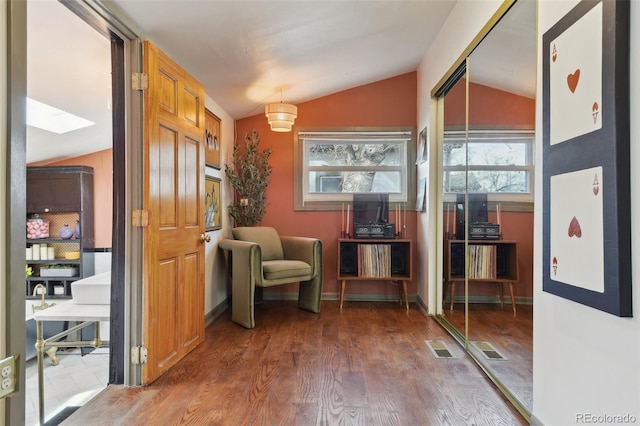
[219,227,323,329]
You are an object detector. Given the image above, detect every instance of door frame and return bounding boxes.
[62,0,147,387]
[62,0,144,388]
[5,1,146,422]
[4,2,28,424]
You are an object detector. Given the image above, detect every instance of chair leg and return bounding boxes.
[509,283,517,314]
[231,276,256,329]
[254,286,264,305]
[298,274,322,313]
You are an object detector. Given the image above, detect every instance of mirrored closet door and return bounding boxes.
[435,0,536,418]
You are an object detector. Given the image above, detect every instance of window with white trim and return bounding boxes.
[295,129,415,209]
[443,130,535,196]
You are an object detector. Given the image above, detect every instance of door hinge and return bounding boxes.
[132,72,149,91]
[132,209,149,227]
[131,346,148,365]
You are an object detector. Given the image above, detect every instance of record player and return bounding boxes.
[468,222,501,239]
[354,222,395,239]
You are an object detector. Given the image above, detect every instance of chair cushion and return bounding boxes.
[262,260,311,281]
[232,227,284,261]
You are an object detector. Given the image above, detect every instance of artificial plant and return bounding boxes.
[224,129,272,226]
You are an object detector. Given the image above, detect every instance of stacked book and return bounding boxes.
[359,244,392,277]
[468,245,497,279]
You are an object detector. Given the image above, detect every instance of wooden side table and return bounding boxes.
[337,239,412,310]
[445,239,519,313]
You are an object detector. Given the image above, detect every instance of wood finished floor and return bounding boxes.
[444,303,533,412]
[63,301,527,426]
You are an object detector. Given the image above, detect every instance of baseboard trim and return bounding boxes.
[262,292,418,303]
[414,295,429,315]
[205,292,417,327]
[446,295,534,305]
[204,297,230,327]
[206,293,528,321]
[260,293,532,305]
[529,414,543,426]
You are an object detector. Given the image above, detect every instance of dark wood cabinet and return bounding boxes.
[445,239,518,313]
[26,166,95,299]
[27,165,94,214]
[337,238,412,310]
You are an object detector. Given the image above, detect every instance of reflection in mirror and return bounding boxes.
[466,0,535,415]
[441,67,467,340]
[436,0,536,417]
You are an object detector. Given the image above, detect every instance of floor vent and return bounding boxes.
[426,340,456,359]
[471,341,507,361]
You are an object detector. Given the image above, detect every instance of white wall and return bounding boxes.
[203,96,233,316]
[532,1,640,424]
[94,252,112,274]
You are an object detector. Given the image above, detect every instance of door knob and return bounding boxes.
[200,233,211,243]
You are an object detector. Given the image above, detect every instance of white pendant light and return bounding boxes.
[265,90,297,132]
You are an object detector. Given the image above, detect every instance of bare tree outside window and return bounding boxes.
[443,130,534,194]
[297,129,413,206]
[309,143,400,193]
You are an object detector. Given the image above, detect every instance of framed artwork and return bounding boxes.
[416,126,427,164]
[205,108,221,169]
[542,0,631,316]
[205,176,221,231]
[415,177,426,212]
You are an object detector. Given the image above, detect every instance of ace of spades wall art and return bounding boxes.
[543,0,631,317]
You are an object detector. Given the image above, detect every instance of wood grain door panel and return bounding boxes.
[179,252,201,349]
[156,257,178,369]
[184,137,200,225]
[143,41,205,384]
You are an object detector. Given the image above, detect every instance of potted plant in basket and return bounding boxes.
[224,130,272,227]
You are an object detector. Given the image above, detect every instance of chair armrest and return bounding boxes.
[219,238,258,253]
[219,239,263,285]
[280,236,322,275]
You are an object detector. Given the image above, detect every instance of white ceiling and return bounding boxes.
[27,0,112,164]
[111,0,458,119]
[26,0,535,164]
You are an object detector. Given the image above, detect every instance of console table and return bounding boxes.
[337,239,412,310]
[33,301,110,425]
[445,239,518,313]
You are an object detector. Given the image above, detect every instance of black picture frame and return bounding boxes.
[542,0,631,316]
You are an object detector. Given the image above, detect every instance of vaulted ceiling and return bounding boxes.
[26,0,535,164]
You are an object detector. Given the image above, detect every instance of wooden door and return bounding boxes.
[142,41,205,383]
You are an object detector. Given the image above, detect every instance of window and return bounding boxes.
[443,130,534,197]
[295,128,415,210]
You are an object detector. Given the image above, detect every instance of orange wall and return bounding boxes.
[445,79,535,128]
[236,73,418,297]
[40,149,113,248]
[500,211,534,299]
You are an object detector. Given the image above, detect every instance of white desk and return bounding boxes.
[33,300,110,322]
[33,301,110,425]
